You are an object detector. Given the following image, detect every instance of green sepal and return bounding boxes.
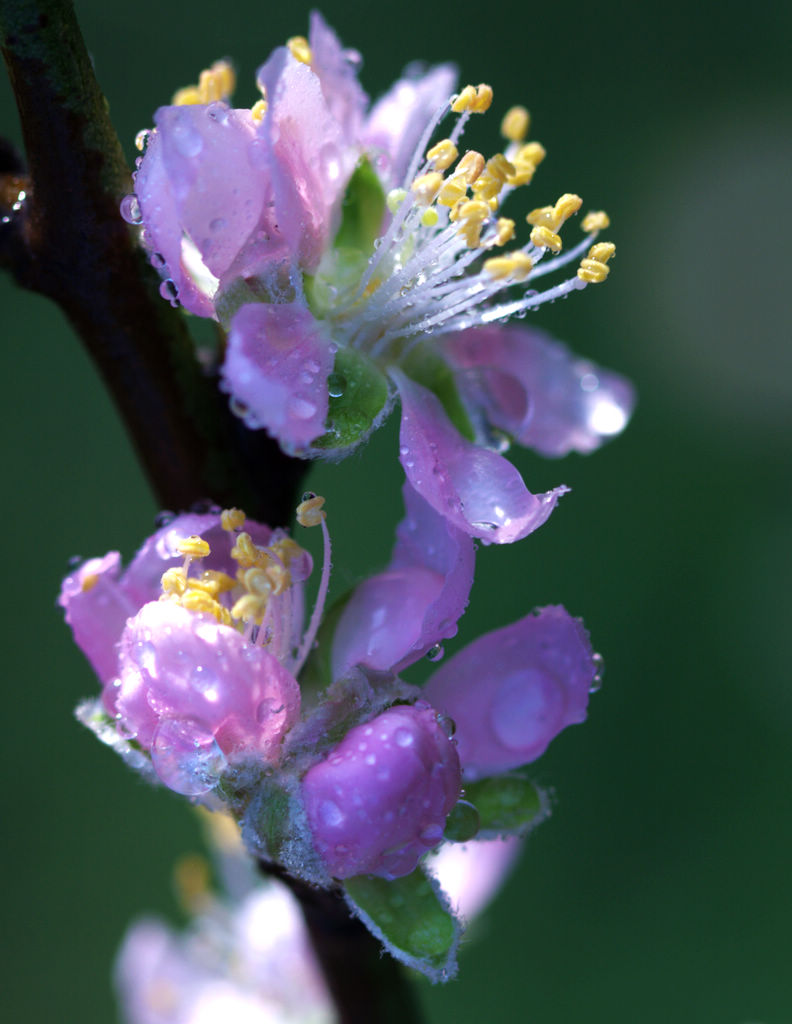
[334,157,386,255]
[311,347,390,454]
[244,774,293,861]
[463,771,546,837]
[344,867,460,982]
[400,341,475,441]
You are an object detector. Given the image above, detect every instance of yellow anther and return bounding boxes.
[172,60,235,106]
[191,570,236,597]
[530,225,563,252]
[422,207,440,227]
[458,199,491,223]
[517,142,546,166]
[231,531,264,568]
[471,84,493,112]
[80,573,99,593]
[483,251,534,282]
[180,589,231,625]
[221,508,246,532]
[296,494,326,528]
[488,196,500,212]
[265,563,292,595]
[577,242,615,283]
[251,98,268,123]
[231,593,268,625]
[457,150,485,185]
[472,155,515,202]
[582,210,610,232]
[451,85,478,113]
[527,193,582,234]
[386,188,408,213]
[437,176,468,207]
[501,105,530,142]
[271,536,305,566]
[172,86,201,106]
[161,567,188,596]
[241,567,273,598]
[494,217,516,245]
[426,139,459,171]
[287,36,313,64]
[177,536,211,559]
[410,172,443,206]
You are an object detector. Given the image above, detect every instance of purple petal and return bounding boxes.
[116,602,300,760]
[308,12,368,142]
[427,837,522,920]
[255,57,357,272]
[394,370,567,544]
[302,702,461,879]
[332,482,475,676]
[364,64,457,187]
[58,552,137,687]
[443,325,636,457]
[424,606,596,777]
[222,303,334,450]
[137,104,266,311]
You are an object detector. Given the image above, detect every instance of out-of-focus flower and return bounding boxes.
[115,879,333,1024]
[126,14,634,545]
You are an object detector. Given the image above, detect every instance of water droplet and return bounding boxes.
[426,643,445,662]
[172,120,203,158]
[289,396,317,420]
[364,753,376,766]
[302,491,316,502]
[256,697,285,723]
[159,279,179,302]
[206,101,229,125]
[437,713,456,738]
[150,252,166,270]
[399,445,409,456]
[471,520,498,533]
[209,216,226,232]
[120,194,142,225]
[150,717,226,795]
[154,510,176,528]
[420,823,444,845]
[134,129,150,153]
[319,799,345,827]
[590,652,605,692]
[394,727,414,748]
[131,640,158,676]
[327,372,347,398]
[67,554,83,569]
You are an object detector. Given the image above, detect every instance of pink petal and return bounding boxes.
[332,482,475,676]
[364,65,457,187]
[427,837,522,920]
[58,552,136,687]
[424,606,596,777]
[394,371,567,544]
[443,325,636,457]
[308,12,368,142]
[255,57,357,272]
[222,303,334,450]
[116,602,300,759]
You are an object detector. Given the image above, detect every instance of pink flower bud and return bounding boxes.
[302,702,461,879]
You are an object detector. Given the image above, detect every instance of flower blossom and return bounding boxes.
[125,13,634,545]
[59,501,329,795]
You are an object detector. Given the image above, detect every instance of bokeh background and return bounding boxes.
[2,0,790,1020]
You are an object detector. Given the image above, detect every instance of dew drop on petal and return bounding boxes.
[590,652,605,693]
[289,396,318,420]
[131,640,158,676]
[120,194,142,225]
[426,643,445,662]
[150,717,226,796]
[256,697,285,724]
[394,727,414,748]
[437,713,456,738]
[134,129,150,153]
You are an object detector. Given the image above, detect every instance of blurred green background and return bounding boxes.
[2,0,790,1020]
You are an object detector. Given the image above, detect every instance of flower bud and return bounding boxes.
[302,702,461,879]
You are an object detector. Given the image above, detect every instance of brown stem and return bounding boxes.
[261,861,426,1024]
[0,0,305,525]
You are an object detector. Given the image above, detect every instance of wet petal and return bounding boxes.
[222,303,334,450]
[332,482,474,676]
[308,11,368,142]
[443,325,635,457]
[364,64,457,187]
[424,606,596,777]
[394,371,567,544]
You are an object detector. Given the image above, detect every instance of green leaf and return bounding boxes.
[334,157,386,254]
[463,772,546,836]
[400,341,475,441]
[311,347,389,454]
[344,868,460,982]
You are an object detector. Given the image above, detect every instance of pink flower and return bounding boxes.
[60,510,316,795]
[126,16,633,545]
